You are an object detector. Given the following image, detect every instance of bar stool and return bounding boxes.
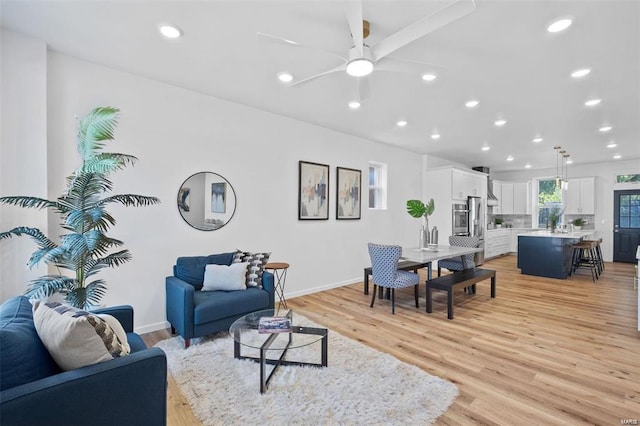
[570,241,599,282]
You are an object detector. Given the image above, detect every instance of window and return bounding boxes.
[618,193,640,228]
[617,174,640,183]
[536,178,562,228]
[368,162,387,209]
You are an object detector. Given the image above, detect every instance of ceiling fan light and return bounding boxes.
[346,59,373,77]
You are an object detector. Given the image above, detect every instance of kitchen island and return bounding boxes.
[517,230,594,279]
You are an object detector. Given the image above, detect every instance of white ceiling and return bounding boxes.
[2,0,639,172]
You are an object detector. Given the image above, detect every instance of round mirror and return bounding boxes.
[177,172,237,231]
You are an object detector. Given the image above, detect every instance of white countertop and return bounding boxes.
[486,227,533,232]
[517,230,594,239]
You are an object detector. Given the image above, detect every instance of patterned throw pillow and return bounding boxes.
[32,301,130,371]
[232,250,271,288]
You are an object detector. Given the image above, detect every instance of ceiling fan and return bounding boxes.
[258,0,476,101]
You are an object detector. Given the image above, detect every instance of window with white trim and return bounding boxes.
[368,162,387,210]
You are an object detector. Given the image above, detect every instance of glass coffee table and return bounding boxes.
[229,309,328,393]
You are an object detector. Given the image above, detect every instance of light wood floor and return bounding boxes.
[143,256,640,425]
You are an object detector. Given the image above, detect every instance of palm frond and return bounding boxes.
[66,280,107,309]
[0,227,57,249]
[96,250,132,269]
[0,196,60,210]
[26,275,76,300]
[81,153,139,174]
[63,172,113,205]
[77,107,119,161]
[97,194,161,207]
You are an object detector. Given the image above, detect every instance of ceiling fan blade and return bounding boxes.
[290,63,347,87]
[257,32,347,61]
[357,77,371,101]
[372,0,476,61]
[343,0,364,57]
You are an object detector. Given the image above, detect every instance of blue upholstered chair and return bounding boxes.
[437,236,482,276]
[367,243,420,314]
[0,296,167,426]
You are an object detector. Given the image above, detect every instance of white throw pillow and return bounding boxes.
[32,300,130,371]
[202,262,249,291]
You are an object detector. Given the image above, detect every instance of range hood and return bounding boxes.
[472,166,499,206]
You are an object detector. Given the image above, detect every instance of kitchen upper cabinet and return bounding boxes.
[492,181,503,214]
[451,169,483,200]
[498,181,529,214]
[564,177,595,215]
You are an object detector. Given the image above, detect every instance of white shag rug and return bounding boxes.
[155,314,458,425]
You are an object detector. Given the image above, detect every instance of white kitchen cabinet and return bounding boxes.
[564,177,595,215]
[498,181,529,215]
[485,229,511,258]
[501,183,515,214]
[452,169,483,200]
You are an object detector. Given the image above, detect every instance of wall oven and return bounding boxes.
[452,203,469,236]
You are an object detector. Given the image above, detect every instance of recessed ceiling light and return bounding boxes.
[348,101,361,109]
[421,73,437,81]
[346,59,373,77]
[159,24,183,39]
[481,146,490,151]
[533,137,543,143]
[571,68,591,78]
[277,72,293,83]
[613,154,622,159]
[607,142,617,148]
[547,18,572,33]
[465,100,479,108]
[525,164,532,169]
[599,126,612,132]
[585,98,602,107]
[506,155,514,161]
[494,119,507,127]
[396,120,408,127]
[566,159,573,164]
[431,133,440,140]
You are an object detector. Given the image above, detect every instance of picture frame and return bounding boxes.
[298,161,329,220]
[336,167,362,220]
[211,182,227,213]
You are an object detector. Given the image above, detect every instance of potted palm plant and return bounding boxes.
[0,107,160,309]
[406,198,435,247]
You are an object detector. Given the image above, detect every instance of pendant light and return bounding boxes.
[554,146,562,188]
[562,153,570,190]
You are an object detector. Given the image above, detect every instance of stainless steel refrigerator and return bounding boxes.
[467,196,485,265]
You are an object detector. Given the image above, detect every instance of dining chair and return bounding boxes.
[437,236,481,293]
[367,243,420,314]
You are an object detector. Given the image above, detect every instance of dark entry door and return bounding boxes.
[613,189,640,263]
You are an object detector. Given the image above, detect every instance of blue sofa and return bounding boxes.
[166,252,275,348]
[0,296,167,426]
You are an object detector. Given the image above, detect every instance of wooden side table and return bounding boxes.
[265,262,290,308]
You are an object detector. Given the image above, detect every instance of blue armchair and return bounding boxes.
[165,252,275,348]
[0,296,167,426]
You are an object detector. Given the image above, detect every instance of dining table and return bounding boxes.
[400,245,484,280]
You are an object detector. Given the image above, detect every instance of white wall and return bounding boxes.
[0,30,48,301]
[493,160,640,262]
[1,30,423,332]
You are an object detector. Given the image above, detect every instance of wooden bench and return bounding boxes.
[426,268,496,319]
[364,260,431,295]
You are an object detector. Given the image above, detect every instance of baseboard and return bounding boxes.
[135,320,170,335]
[286,277,361,300]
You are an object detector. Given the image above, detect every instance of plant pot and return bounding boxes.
[574,226,582,231]
[496,224,502,229]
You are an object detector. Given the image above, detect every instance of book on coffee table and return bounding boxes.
[258,316,291,334]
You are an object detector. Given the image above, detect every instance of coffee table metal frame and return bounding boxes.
[232,310,328,393]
